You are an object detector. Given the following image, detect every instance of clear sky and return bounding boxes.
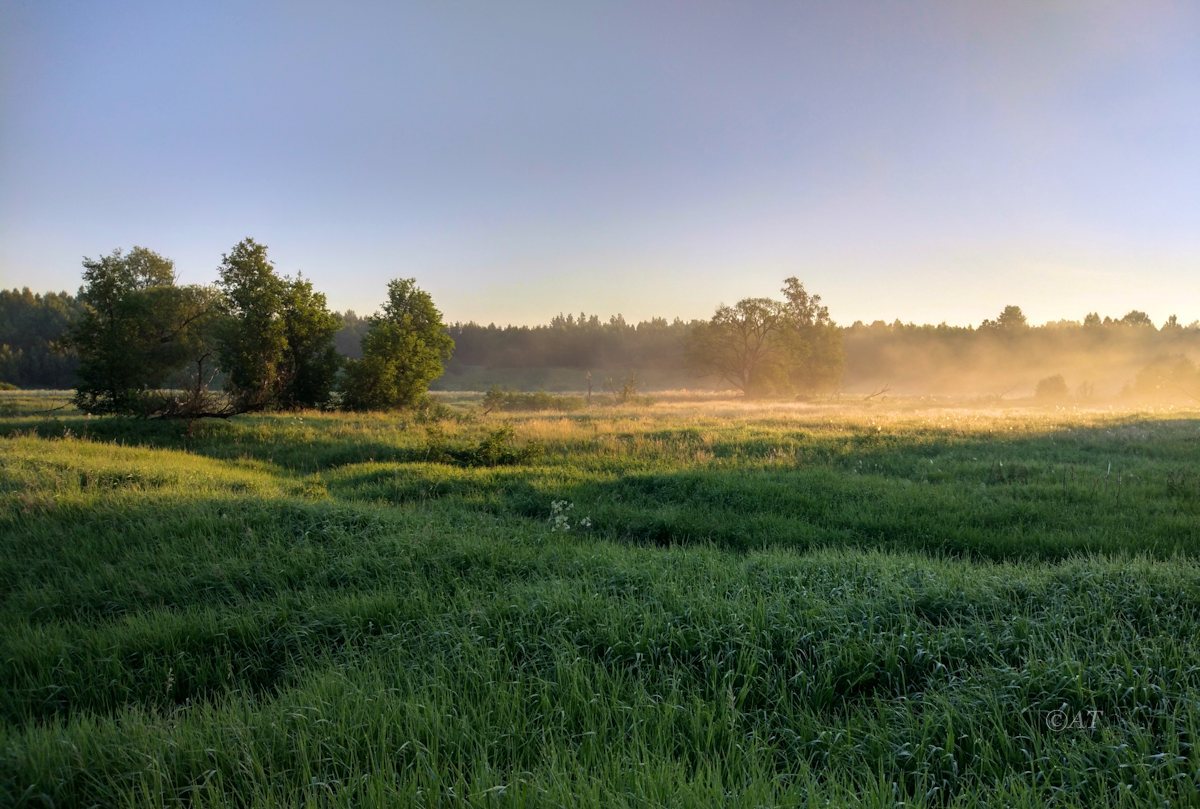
[1,1,1197,326]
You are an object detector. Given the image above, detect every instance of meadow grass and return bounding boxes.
[1,392,1198,806]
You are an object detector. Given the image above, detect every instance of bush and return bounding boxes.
[481,387,586,413]
[1035,374,1069,402]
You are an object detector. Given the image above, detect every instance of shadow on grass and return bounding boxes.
[0,414,536,473]
[556,465,1199,560]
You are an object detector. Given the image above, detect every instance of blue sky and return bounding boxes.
[1,1,1197,325]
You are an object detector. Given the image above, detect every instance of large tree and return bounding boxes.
[341,278,454,410]
[71,247,218,414]
[278,275,342,409]
[216,239,342,411]
[685,297,783,396]
[216,238,289,412]
[215,239,342,411]
[779,277,842,392]
[686,278,842,397]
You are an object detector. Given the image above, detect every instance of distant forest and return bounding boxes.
[4,286,1200,401]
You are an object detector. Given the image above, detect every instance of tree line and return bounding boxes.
[0,289,82,388]
[3,256,1200,403]
[430,277,844,398]
[840,307,1200,399]
[50,240,452,416]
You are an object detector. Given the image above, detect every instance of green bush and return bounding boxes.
[481,387,586,412]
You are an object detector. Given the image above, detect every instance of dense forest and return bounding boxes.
[0,289,82,388]
[4,285,1199,401]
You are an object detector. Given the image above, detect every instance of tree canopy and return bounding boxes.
[62,240,345,416]
[71,247,219,415]
[215,239,342,412]
[341,278,455,410]
[686,278,843,397]
[0,288,81,388]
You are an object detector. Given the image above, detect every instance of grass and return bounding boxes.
[1,391,1199,806]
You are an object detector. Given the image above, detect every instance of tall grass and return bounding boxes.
[1,392,1198,806]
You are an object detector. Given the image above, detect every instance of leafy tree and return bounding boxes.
[1120,310,1155,328]
[278,276,341,409]
[779,277,843,392]
[71,247,217,414]
[216,238,288,412]
[686,279,842,397]
[686,298,783,395]
[215,240,341,411]
[162,284,227,414]
[341,278,454,410]
[980,305,1029,332]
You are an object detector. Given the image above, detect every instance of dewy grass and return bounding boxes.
[1,392,1199,806]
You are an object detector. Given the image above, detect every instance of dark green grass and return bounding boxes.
[1,395,1199,806]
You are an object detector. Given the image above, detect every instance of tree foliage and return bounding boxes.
[686,278,842,397]
[342,278,454,410]
[0,288,81,388]
[1034,374,1069,402]
[215,239,341,411]
[215,239,289,412]
[60,240,342,417]
[980,305,1029,332]
[13,248,1200,406]
[70,247,219,415]
[278,276,342,409]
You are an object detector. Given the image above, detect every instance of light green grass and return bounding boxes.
[1,392,1199,806]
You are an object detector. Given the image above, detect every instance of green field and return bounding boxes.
[2,392,1199,807]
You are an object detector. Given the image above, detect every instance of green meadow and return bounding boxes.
[1,392,1199,807]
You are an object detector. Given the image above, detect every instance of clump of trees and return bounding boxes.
[7,265,1200,401]
[68,240,451,416]
[685,277,843,397]
[214,239,342,413]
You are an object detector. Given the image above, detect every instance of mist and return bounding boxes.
[840,318,1200,403]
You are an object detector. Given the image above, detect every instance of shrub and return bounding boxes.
[445,427,540,467]
[1034,374,1069,402]
[481,387,586,413]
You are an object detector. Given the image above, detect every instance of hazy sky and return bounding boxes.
[2,1,1197,326]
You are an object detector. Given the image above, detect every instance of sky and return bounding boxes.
[1,1,1197,327]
